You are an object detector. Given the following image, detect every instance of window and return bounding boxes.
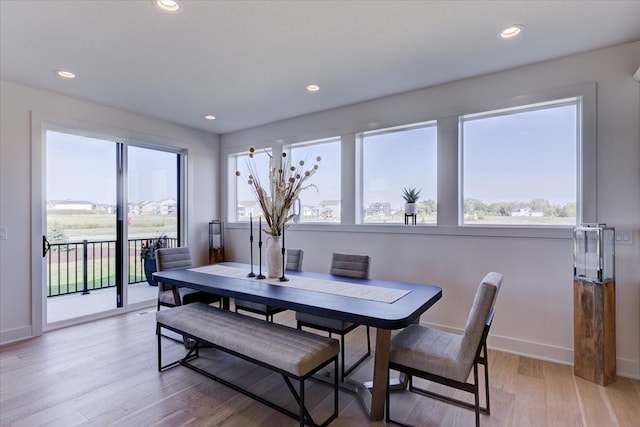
[460,98,578,226]
[358,122,437,224]
[229,148,271,221]
[285,138,341,223]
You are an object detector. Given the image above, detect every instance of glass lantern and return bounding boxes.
[573,223,615,283]
[209,220,223,250]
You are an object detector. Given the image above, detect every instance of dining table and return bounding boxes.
[153,261,442,421]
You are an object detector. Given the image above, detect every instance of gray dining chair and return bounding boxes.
[296,252,371,380]
[386,272,503,427]
[156,247,222,310]
[234,249,304,322]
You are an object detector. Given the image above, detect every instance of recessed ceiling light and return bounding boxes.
[306,84,320,92]
[499,24,525,40]
[56,70,76,79]
[204,115,216,120]
[155,0,182,13]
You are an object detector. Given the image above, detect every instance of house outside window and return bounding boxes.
[285,137,341,223]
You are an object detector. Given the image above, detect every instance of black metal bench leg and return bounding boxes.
[299,378,305,427]
[366,326,371,354]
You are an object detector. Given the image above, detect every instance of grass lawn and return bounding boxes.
[47,212,177,241]
[46,212,175,296]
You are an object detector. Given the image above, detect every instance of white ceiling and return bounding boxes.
[2,1,639,134]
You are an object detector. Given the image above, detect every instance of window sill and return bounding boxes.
[226,222,573,240]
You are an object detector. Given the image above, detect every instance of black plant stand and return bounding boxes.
[404,214,417,225]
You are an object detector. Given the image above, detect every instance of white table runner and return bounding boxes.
[189,264,410,304]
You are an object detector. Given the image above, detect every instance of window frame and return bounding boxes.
[227,147,273,223]
[283,136,342,224]
[458,97,581,227]
[32,112,189,333]
[451,83,596,229]
[224,82,595,239]
[356,120,438,225]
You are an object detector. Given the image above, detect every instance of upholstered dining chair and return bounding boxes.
[296,252,372,380]
[386,272,503,427]
[234,249,304,322]
[156,246,222,310]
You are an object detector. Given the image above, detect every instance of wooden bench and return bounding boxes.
[157,302,340,427]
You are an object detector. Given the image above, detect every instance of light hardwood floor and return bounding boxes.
[1,306,638,426]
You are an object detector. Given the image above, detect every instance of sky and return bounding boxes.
[47,131,177,205]
[361,125,437,207]
[237,102,576,209]
[47,100,577,209]
[462,103,576,205]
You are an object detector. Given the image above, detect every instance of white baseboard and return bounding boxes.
[423,322,640,380]
[617,358,640,380]
[0,325,34,346]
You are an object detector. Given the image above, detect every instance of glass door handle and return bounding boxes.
[43,235,51,257]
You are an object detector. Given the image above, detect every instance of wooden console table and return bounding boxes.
[209,247,224,264]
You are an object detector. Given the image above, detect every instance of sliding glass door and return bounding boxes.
[127,146,179,305]
[44,129,181,325]
[45,131,120,322]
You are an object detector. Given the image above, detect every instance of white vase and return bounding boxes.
[265,236,283,278]
[404,202,417,215]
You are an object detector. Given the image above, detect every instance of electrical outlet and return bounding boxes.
[615,229,634,245]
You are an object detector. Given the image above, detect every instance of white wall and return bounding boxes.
[1,42,638,379]
[0,80,219,344]
[221,41,640,378]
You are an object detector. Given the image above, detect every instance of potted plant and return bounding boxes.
[402,187,421,215]
[140,234,167,286]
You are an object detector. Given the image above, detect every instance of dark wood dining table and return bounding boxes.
[153,261,442,421]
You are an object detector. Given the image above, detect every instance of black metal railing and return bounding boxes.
[47,237,178,297]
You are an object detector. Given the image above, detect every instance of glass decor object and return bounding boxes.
[209,220,223,249]
[573,223,615,283]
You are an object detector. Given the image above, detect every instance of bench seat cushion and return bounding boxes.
[157,302,339,377]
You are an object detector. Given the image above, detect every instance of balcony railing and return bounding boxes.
[47,237,178,297]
